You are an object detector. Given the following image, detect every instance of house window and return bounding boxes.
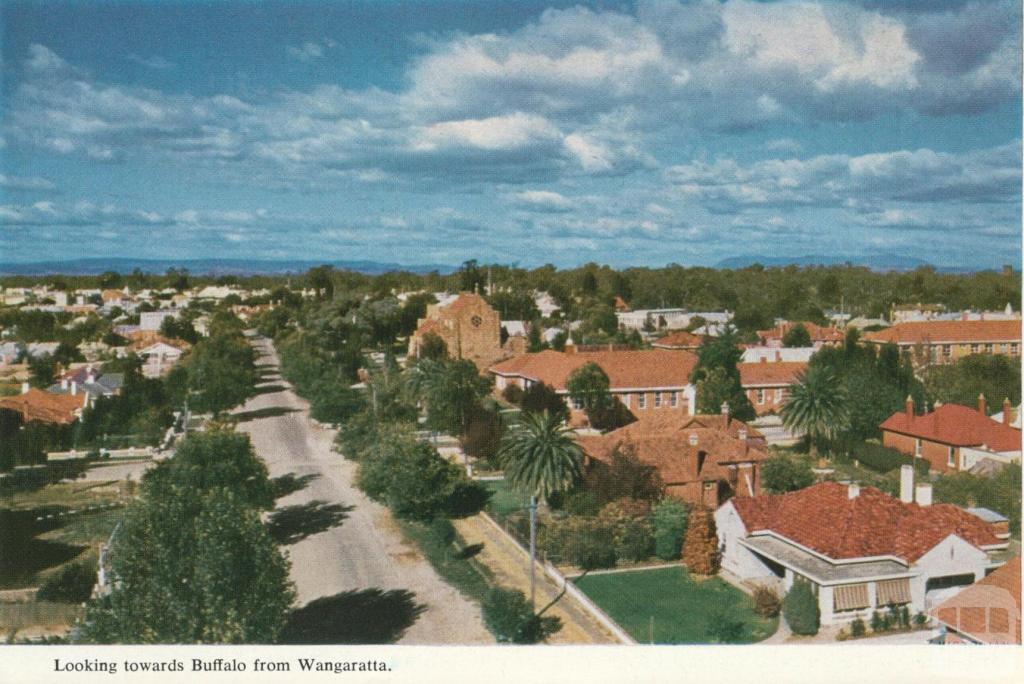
[833,583,870,612]
[914,439,922,458]
[875,578,911,606]
[622,393,630,409]
[670,391,678,408]
[638,393,647,410]
[774,388,783,403]
[1012,343,1020,355]
[654,392,662,408]
[756,389,765,404]
[985,343,993,354]
[572,397,584,410]
[943,345,952,359]
[971,344,979,353]
[948,446,955,468]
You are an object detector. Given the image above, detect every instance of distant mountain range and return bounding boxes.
[713,254,983,273]
[0,258,455,277]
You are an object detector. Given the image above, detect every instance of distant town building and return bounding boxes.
[140,310,180,331]
[863,319,1021,365]
[756,321,843,349]
[738,361,807,416]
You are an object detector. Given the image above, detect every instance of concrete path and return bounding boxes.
[235,336,492,645]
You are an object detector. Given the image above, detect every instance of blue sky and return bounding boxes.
[1,0,1020,269]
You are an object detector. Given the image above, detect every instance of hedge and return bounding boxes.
[849,442,929,476]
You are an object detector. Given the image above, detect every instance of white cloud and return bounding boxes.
[287,41,334,62]
[0,174,56,191]
[510,190,576,212]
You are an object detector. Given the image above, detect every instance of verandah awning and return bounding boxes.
[833,583,870,611]
[876,578,912,605]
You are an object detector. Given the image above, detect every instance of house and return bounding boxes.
[47,366,124,401]
[756,321,843,349]
[0,385,88,424]
[489,345,698,421]
[617,308,689,331]
[930,556,1020,644]
[740,346,816,364]
[0,342,22,368]
[991,402,1022,428]
[862,319,1021,366]
[578,411,768,508]
[880,396,1022,473]
[716,473,1009,627]
[408,292,506,371]
[135,340,189,377]
[651,331,704,351]
[534,292,561,318]
[139,310,180,331]
[738,361,807,416]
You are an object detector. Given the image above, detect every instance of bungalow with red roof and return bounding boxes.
[930,556,1020,644]
[578,412,768,508]
[863,319,1021,366]
[716,475,1009,626]
[880,396,1022,473]
[738,360,807,416]
[757,321,843,349]
[0,385,88,425]
[651,330,704,351]
[489,345,698,422]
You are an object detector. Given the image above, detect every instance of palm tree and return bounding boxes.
[497,410,583,606]
[780,365,849,459]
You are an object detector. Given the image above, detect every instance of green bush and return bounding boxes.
[36,561,97,603]
[913,612,928,627]
[542,517,617,569]
[782,581,820,636]
[752,586,781,618]
[651,498,689,561]
[870,610,885,632]
[850,617,866,637]
[613,518,655,563]
[563,491,601,517]
[761,455,815,493]
[850,442,928,476]
[481,587,561,644]
[501,384,524,405]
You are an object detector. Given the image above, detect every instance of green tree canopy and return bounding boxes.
[780,366,850,457]
[782,324,812,347]
[498,410,583,504]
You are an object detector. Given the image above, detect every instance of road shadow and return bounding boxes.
[271,472,321,500]
[280,588,426,644]
[231,406,298,422]
[252,384,288,396]
[266,500,354,545]
[456,543,485,560]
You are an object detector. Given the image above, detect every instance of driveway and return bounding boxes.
[235,337,492,644]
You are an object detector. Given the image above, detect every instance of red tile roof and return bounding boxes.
[489,348,698,391]
[0,388,86,425]
[651,331,704,349]
[579,414,767,485]
[864,320,1021,345]
[758,321,843,344]
[931,556,1021,644]
[738,361,807,387]
[880,403,1022,452]
[731,482,1003,563]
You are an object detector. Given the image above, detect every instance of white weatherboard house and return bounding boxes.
[715,469,1009,626]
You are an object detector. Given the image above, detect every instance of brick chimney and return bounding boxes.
[720,401,730,417]
[848,483,861,499]
[900,464,914,503]
[71,381,78,396]
[905,395,914,418]
[978,393,986,416]
[1002,398,1012,425]
[915,483,933,506]
[564,336,576,355]
[775,350,782,362]
[21,382,30,394]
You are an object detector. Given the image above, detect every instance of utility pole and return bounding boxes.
[529,495,538,608]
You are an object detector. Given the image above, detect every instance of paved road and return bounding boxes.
[235,337,492,644]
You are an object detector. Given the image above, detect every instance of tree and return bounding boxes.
[587,445,663,503]
[923,354,1022,411]
[780,365,849,458]
[185,331,257,414]
[690,328,755,420]
[761,455,815,493]
[681,505,719,575]
[566,362,612,422]
[417,332,449,361]
[783,580,820,636]
[28,353,57,388]
[458,259,485,293]
[520,382,568,421]
[417,359,492,438]
[160,316,199,345]
[307,265,335,300]
[782,324,812,348]
[651,498,689,561]
[498,410,584,604]
[481,587,561,644]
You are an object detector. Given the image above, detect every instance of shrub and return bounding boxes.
[707,608,746,643]
[481,587,561,644]
[563,491,601,517]
[850,617,866,637]
[651,498,689,561]
[913,612,928,627]
[542,517,617,569]
[762,455,815,493]
[501,384,524,406]
[752,586,781,618]
[614,518,655,563]
[869,610,885,632]
[850,442,928,477]
[36,561,97,603]
[782,581,820,636]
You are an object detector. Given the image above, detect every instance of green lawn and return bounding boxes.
[574,566,778,644]
[484,479,528,520]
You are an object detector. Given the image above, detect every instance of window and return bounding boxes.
[948,446,955,468]
[1012,343,1019,355]
[985,343,993,354]
[833,583,870,612]
[622,393,630,409]
[775,388,783,403]
[875,578,911,606]
[572,397,584,410]
[971,344,980,353]
[943,345,952,358]
[654,392,662,408]
[638,393,647,410]
[914,439,922,458]
[756,389,765,404]
[670,391,678,408]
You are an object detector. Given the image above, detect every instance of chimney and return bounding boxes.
[899,464,914,504]
[86,365,96,384]
[905,395,914,418]
[848,483,860,499]
[564,336,576,355]
[978,393,986,416]
[720,401,730,417]
[775,350,782,362]
[71,381,77,396]
[61,378,69,390]
[915,483,933,506]
[1002,398,1011,426]
[760,356,767,363]
[21,382,30,394]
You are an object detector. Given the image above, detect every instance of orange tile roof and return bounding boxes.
[880,403,1022,452]
[651,331,704,349]
[758,321,843,343]
[0,388,86,425]
[579,414,767,485]
[738,361,807,387]
[864,320,1021,345]
[731,482,1002,563]
[442,292,489,314]
[931,556,1020,644]
[126,332,192,352]
[489,348,698,391]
